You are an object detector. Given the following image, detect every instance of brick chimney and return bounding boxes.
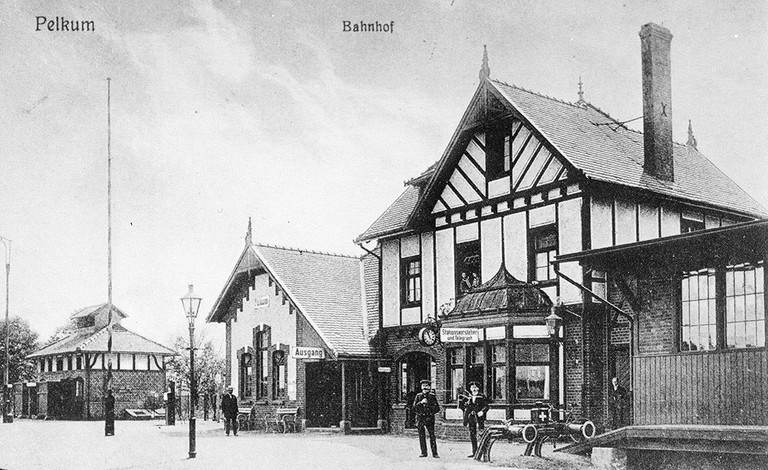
[640,23,674,181]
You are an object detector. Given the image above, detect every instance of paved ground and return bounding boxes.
[0,419,595,470]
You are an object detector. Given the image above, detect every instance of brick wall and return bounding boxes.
[637,277,676,354]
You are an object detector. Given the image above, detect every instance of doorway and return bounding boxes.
[305,361,341,427]
[398,352,435,428]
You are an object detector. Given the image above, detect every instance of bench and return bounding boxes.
[265,407,300,433]
[237,406,255,431]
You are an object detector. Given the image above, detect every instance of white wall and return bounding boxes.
[435,228,455,309]
[481,217,502,281]
[381,239,400,327]
[558,198,582,304]
[504,211,527,279]
[229,272,299,400]
[421,232,435,320]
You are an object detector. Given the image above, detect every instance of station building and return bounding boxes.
[209,23,766,443]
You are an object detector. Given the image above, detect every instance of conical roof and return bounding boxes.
[448,264,552,316]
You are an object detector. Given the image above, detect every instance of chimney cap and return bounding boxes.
[639,23,673,41]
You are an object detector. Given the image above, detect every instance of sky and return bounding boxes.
[0,0,766,349]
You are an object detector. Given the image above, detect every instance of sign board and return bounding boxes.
[377,366,392,373]
[255,296,270,308]
[440,327,480,343]
[292,346,325,360]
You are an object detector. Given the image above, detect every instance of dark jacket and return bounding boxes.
[459,393,489,427]
[221,393,239,418]
[412,391,440,424]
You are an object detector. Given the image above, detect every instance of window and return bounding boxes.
[486,127,511,180]
[272,350,286,399]
[681,268,716,351]
[67,356,73,370]
[401,257,422,307]
[514,343,550,400]
[255,327,270,399]
[489,343,506,400]
[681,211,705,233]
[76,355,82,370]
[467,345,485,388]
[448,348,465,402]
[531,225,558,283]
[679,261,766,351]
[456,240,481,296]
[239,353,253,398]
[726,262,765,348]
[56,357,64,371]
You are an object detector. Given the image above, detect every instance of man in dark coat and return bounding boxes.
[413,379,440,458]
[609,377,628,429]
[459,381,490,457]
[104,389,115,437]
[221,386,239,436]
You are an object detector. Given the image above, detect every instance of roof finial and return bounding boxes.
[687,120,697,150]
[576,76,587,107]
[479,45,490,81]
[245,217,253,245]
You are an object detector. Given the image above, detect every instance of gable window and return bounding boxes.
[456,240,481,296]
[530,225,558,283]
[679,261,765,351]
[726,262,765,348]
[239,353,253,398]
[486,127,511,181]
[401,257,422,307]
[681,211,705,233]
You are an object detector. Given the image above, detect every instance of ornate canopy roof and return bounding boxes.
[447,263,553,318]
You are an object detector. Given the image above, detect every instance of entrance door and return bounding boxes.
[399,352,434,428]
[305,361,341,427]
[609,345,631,424]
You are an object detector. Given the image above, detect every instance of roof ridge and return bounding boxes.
[490,79,584,110]
[253,242,358,260]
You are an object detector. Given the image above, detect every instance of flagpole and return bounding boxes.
[105,77,115,436]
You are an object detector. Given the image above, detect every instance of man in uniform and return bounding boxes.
[413,379,440,458]
[459,381,489,457]
[221,386,239,436]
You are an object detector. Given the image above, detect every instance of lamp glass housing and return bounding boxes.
[181,284,202,326]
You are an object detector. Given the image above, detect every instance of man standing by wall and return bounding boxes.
[221,386,238,436]
[413,379,440,458]
[609,376,628,429]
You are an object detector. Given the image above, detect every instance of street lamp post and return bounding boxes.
[1,237,10,424]
[180,284,202,459]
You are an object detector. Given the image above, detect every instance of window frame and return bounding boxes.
[529,224,558,285]
[400,256,422,308]
[455,239,482,297]
[678,261,766,352]
[239,352,253,399]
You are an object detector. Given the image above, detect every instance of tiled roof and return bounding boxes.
[355,183,423,242]
[253,245,372,357]
[490,80,767,217]
[28,324,176,358]
[356,80,766,242]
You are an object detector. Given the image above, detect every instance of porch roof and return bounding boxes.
[554,219,768,273]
